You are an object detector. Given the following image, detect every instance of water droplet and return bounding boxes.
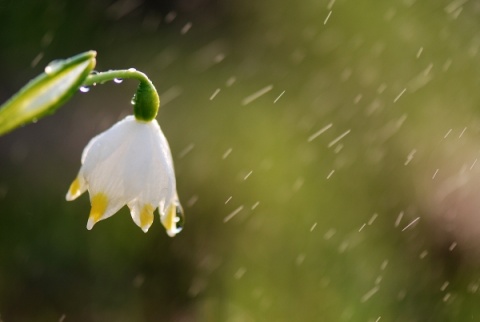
[174,202,185,233]
[114,78,123,84]
[44,59,64,75]
[79,86,90,93]
[165,11,177,23]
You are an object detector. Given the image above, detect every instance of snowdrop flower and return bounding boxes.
[66,115,184,236]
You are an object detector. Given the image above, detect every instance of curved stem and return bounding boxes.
[83,69,160,121]
[82,69,151,86]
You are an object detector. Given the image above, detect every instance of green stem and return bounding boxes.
[83,69,160,121]
[83,69,151,86]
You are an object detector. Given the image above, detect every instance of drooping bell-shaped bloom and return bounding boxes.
[66,115,183,236]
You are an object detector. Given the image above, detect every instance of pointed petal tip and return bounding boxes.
[166,230,176,237]
[66,191,77,201]
[161,202,183,237]
[66,177,85,201]
[85,193,109,231]
[130,203,154,233]
[86,219,94,230]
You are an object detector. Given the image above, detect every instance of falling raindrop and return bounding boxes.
[449,242,457,251]
[226,76,236,87]
[210,88,221,100]
[242,85,273,105]
[418,250,428,259]
[187,195,198,207]
[224,205,244,223]
[234,267,246,279]
[165,11,177,23]
[31,52,44,68]
[178,143,194,158]
[274,90,285,103]
[222,148,233,159]
[416,47,424,58]
[181,22,193,35]
[368,213,378,225]
[443,293,451,302]
[41,31,54,47]
[440,281,449,291]
[323,10,332,24]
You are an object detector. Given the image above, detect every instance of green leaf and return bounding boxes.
[0,51,97,136]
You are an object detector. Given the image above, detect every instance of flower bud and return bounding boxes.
[0,51,96,135]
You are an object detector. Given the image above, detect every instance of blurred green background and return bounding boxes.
[2,0,480,321]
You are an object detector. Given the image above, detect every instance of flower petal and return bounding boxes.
[86,192,123,230]
[161,200,184,237]
[69,116,181,235]
[66,175,87,201]
[81,133,101,164]
[83,116,176,207]
[128,201,155,233]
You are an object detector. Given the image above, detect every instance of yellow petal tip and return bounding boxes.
[87,193,108,229]
[66,177,83,201]
[139,204,154,233]
[162,204,179,237]
[86,219,94,230]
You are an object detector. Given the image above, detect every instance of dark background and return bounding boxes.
[2,0,480,321]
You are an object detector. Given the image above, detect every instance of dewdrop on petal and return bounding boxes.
[66,115,184,236]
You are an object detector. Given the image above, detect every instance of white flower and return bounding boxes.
[66,115,183,236]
